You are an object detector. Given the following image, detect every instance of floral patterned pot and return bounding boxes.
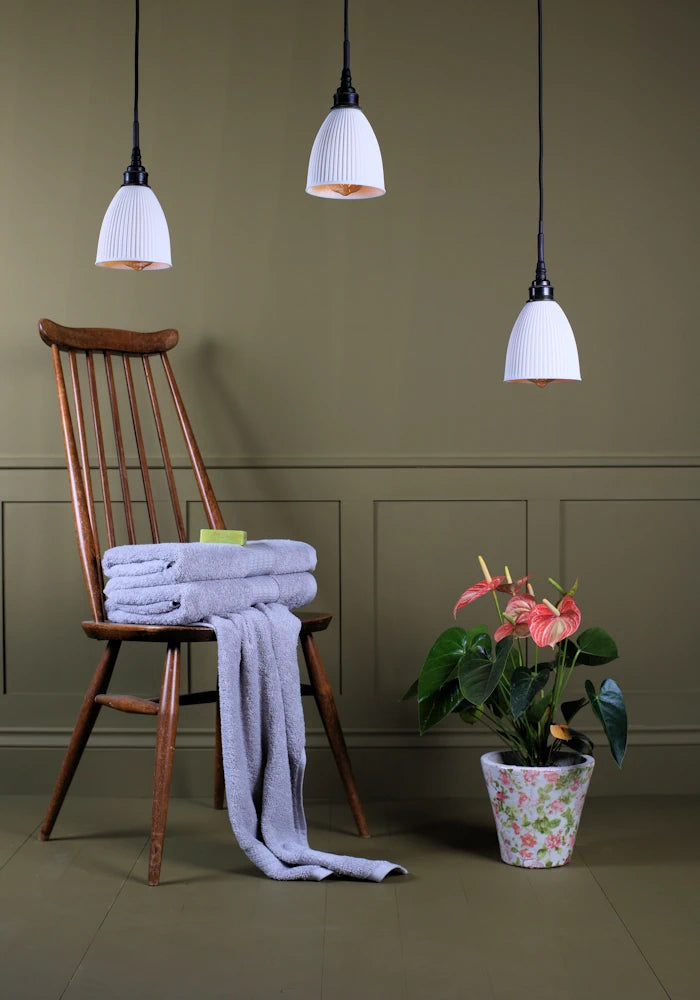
[480,750,595,868]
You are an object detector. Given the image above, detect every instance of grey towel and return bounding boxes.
[102,540,316,586]
[105,573,317,625]
[214,604,406,881]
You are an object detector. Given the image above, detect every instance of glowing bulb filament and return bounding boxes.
[328,183,362,196]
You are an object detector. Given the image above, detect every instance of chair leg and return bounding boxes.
[299,632,370,838]
[213,693,225,810]
[148,642,181,886]
[40,640,122,841]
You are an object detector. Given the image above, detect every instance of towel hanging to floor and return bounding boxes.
[102,542,407,882]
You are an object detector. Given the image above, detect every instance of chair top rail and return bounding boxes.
[39,319,178,355]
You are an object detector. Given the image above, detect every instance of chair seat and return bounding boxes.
[82,611,333,643]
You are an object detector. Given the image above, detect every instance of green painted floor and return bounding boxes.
[0,795,697,1000]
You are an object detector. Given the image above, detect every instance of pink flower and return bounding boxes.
[517,793,530,808]
[494,594,537,642]
[568,834,577,847]
[453,575,506,616]
[453,557,530,616]
[512,822,521,835]
[571,780,580,791]
[523,771,537,785]
[521,832,537,848]
[545,772,560,784]
[495,790,506,802]
[529,595,581,648]
[550,800,564,813]
[520,849,533,860]
[545,833,562,850]
[499,769,513,787]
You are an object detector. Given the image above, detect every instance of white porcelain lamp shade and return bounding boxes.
[504,299,581,384]
[96,184,172,270]
[306,106,385,199]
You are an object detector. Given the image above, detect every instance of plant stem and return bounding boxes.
[490,588,504,625]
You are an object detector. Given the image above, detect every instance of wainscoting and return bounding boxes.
[1,455,699,797]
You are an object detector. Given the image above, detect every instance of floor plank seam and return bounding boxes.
[0,820,42,874]
[394,881,410,1000]
[577,849,673,1000]
[56,836,149,1000]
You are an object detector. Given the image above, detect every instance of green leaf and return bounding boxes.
[401,678,419,701]
[510,665,552,720]
[459,703,484,725]
[585,678,627,766]
[527,691,552,725]
[561,697,588,723]
[417,628,468,702]
[417,627,490,703]
[575,628,619,666]
[419,680,464,734]
[458,637,513,705]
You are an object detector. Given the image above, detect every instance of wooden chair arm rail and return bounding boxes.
[39,318,178,355]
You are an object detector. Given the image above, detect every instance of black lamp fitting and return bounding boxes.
[333,65,360,107]
[123,147,149,186]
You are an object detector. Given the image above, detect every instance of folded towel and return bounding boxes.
[102,540,316,587]
[215,603,406,881]
[104,573,317,625]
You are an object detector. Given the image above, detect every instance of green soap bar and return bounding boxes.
[199,529,247,545]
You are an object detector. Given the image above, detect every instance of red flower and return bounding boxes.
[494,594,536,642]
[529,595,581,648]
[495,573,531,596]
[453,575,506,617]
[452,557,530,617]
[521,832,537,848]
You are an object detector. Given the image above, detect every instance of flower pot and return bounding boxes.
[480,750,595,868]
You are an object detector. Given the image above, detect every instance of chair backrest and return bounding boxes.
[39,319,226,622]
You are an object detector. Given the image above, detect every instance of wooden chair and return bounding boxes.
[38,318,369,885]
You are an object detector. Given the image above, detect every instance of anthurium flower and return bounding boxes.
[495,567,531,596]
[529,595,581,648]
[452,555,505,616]
[494,594,536,642]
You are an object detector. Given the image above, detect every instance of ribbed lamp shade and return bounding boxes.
[96,184,171,270]
[306,106,385,199]
[504,300,581,384]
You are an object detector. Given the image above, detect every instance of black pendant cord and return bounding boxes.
[530,0,552,299]
[133,0,140,153]
[333,0,360,107]
[125,0,148,185]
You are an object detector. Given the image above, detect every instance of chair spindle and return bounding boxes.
[104,352,137,544]
[123,355,160,543]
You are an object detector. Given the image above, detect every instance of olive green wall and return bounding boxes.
[0,0,698,797]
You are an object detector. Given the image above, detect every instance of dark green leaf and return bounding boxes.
[458,637,513,705]
[561,697,588,723]
[459,703,484,725]
[585,678,627,766]
[401,678,419,701]
[417,628,469,702]
[575,628,619,666]
[510,665,552,720]
[419,680,464,734]
[417,627,490,702]
[527,691,552,725]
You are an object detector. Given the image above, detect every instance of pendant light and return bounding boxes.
[504,0,580,385]
[96,0,171,270]
[306,0,385,199]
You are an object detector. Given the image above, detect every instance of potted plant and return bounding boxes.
[404,556,627,868]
